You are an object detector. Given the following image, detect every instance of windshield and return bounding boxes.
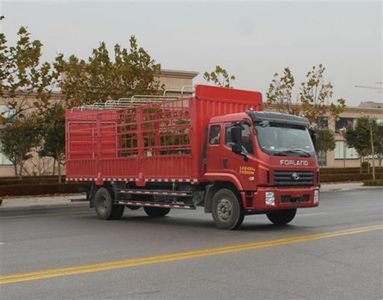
[255,123,315,157]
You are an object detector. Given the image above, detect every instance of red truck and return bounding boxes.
[66,85,319,229]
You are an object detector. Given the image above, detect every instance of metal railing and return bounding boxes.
[73,86,195,111]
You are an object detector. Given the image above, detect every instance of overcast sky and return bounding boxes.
[1,1,382,106]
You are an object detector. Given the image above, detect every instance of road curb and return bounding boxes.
[0,194,86,210]
[320,186,383,193]
[0,202,88,213]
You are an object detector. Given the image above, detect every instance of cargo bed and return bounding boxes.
[65,85,262,185]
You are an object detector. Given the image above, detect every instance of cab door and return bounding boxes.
[205,124,223,173]
[221,122,257,191]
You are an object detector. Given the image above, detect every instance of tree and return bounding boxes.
[266,64,346,124]
[266,67,300,115]
[315,128,336,154]
[0,18,57,124]
[38,103,65,183]
[203,65,235,88]
[54,36,161,107]
[300,64,346,123]
[345,117,381,177]
[0,116,41,177]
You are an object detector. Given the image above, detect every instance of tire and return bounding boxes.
[126,205,141,210]
[211,188,244,230]
[144,206,170,217]
[94,187,125,220]
[266,209,297,225]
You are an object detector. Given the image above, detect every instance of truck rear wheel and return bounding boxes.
[94,187,124,220]
[266,209,296,225]
[212,188,244,230]
[144,206,170,217]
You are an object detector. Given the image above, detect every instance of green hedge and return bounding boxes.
[320,173,383,183]
[0,176,65,186]
[363,179,383,186]
[0,183,88,197]
[320,167,383,175]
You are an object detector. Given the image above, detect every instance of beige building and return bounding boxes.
[321,105,383,168]
[157,69,199,91]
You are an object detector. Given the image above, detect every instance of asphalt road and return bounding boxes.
[1,188,383,299]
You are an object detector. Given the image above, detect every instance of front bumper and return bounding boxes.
[244,186,319,211]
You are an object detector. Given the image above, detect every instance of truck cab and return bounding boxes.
[205,110,319,218]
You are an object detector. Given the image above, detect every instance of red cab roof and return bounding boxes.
[195,84,262,109]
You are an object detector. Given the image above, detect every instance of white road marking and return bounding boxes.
[299,212,325,217]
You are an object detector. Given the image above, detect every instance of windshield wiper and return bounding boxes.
[274,149,312,157]
[272,152,288,156]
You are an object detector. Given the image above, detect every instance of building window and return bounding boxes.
[334,141,359,159]
[0,141,12,166]
[317,116,328,129]
[0,105,16,166]
[335,118,356,133]
[0,105,16,122]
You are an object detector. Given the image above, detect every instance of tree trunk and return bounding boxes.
[52,158,56,176]
[18,162,23,179]
[58,157,62,184]
[360,157,363,174]
[13,162,18,177]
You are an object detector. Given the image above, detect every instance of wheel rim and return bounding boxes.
[97,195,108,214]
[217,198,233,222]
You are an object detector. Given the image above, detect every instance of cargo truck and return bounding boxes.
[65,85,319,229]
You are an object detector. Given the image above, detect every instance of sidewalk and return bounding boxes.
[0,182,381,210]
[320,182,366,192]
[0,194,87,209]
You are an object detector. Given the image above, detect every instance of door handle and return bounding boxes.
[223,158,228,168]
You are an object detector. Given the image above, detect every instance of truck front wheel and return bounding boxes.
[94,187,125,220]
[144,206,170,217]
[266,209,296,225]
[212,188,244,230]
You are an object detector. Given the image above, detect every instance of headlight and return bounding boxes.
[314,189,319,204]
[265,191,275,206]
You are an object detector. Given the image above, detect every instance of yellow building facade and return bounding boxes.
[323,106,383,168]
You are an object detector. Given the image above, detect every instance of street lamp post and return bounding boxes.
[369,120,376,180]
[339,127,347,168]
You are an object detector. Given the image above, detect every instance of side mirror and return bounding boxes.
[231,126,242,144]
[309,129,317,150]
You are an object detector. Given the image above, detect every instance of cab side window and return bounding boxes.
[209,125,220,145]
[225,123,254,154]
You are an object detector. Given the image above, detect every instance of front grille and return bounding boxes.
[274,170,314,186]
[281,194,310,203]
